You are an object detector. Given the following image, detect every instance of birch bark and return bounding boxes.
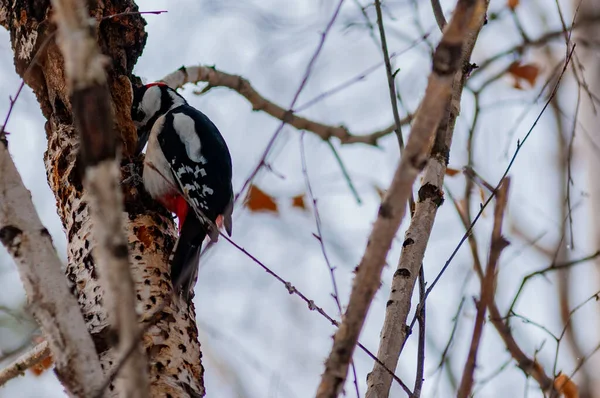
[0,1,206,396]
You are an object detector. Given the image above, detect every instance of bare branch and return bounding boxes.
[300,132,360,397]
[413,269,426,397]
[374,0,405,150]
[49,0,147,395]
[0,342,50,386]
[219,232,413,395]
[0,140,104,395]
[457,179,510,398]
[365,3,488,396]
[451,171,560,396]
[315,1,488,396]
[160,65,413,147]
[431,0,448,30]
[470,15,600,79]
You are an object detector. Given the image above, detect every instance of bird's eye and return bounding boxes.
[131,106,145,123]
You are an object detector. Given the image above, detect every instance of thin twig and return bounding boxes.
[423,44,576,301]
[375,0,405,150]
[295,36,429,112]
[101,8,167,20]
[300,132,359,398]
[413,268,426,397]
[451,171,560,396]
[326,140,362,205]
[430,0,447,31]
[470,15,600,79]
[0,81,24,141]
[318,0,487,395]
[234,0,346,204]
[219,233,413,396]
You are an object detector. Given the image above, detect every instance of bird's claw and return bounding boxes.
[122,163,144,186]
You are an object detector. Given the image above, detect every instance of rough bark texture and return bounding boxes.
[49,0,148,394]
[1,1,205,396]
[365,5,488,395]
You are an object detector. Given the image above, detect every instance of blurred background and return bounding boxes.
[1,0,599,396]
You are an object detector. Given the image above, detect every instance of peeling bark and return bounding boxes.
[1,1,205,396]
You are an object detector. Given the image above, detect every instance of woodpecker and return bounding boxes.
[131,82,233,299]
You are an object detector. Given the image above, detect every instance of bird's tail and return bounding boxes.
[170,215,206,300]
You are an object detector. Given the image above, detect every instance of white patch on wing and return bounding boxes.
[202,185,214,196]
[172,113,204,163]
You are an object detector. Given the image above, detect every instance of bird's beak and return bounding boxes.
[136,130,150,156]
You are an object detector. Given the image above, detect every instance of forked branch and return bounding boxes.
[315,1,487,396]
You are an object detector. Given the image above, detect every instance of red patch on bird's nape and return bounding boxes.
[145,82,168,88]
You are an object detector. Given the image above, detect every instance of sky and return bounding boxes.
[1,0,599,397]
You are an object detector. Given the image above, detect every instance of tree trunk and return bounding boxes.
[0,1,205,396]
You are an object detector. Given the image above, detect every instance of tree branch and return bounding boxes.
[452,178,559,396]
[315,1,487,396]
[375,0,405,150]
[365,1,488,396]
[0,342,50,386]
[49,0,147,396]
[457,178,510,398]
[0,140,104,395]
[470,15,600,79]
[160,65,412,147]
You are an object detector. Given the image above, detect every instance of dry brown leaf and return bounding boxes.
[30,355,54,376]
[292,194,307,210]
[445,167,461,177]
[245,185,278,213]
[507,0,519,10]
[508,61,540,88]
[554,373,578,398]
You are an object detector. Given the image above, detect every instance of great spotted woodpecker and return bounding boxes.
[131,82,233,299]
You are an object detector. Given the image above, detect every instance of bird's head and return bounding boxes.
[131,82,187,155]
